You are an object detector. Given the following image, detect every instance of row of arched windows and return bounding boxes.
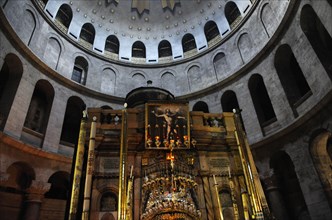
[41,3,331,96]
[50,1,244,59]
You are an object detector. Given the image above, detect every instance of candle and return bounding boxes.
[228,166,231,178]
[213,174,217,185]
[130,165,133,178]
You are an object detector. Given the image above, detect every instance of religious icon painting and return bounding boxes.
[145,102,190,149]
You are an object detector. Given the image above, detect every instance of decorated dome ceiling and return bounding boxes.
[41,0,255,65]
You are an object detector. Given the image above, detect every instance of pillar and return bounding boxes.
[263,174,290,220]
[22,180,51,220]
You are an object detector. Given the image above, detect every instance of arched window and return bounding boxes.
[100,192,117,212]
[79,23,95,46]
[221,90,240,112]
[72,56,88,85]
[45,171,70,200]
[132,41,146,58]
[270,151,310,219]
[274,44,311,116]
[192,101,209,113]
[23,80,54,137]
[158,40,172,57]
[60,96,85,147]
[225,2,242,29]
[0,54,23,131]
[248,74,276,128]
[105,35,119,54]
[300,5,332,80]
[182,34,197,53]
[55,4,72,30]
[204,20,220,42]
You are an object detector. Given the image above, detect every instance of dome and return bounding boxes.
[1,0,332,219]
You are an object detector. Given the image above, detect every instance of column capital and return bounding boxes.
[26,180,51,201]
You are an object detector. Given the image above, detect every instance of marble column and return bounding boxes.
[263,174,289,220]
[22,180,51,220]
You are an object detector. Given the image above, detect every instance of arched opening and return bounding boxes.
[158,40,172,57]
[225,1,242,29]
[182,34,197,53]
[6,162,35,191]
[274,44,312,116]
[45,171,70,200]
[204,20,220,42]
[248,74,276,129]
[79,23,95,46]
[60,96,86,147]
[100,192,118,212]
[55,4,72,30]
[219,190,234,219]
[192,101,209,113]
[270,151,310,220]
[309,130,332,207]
[221,90,245,131]
[221,90,239,112]
[0,54,23,131]
[132,41,146,58]
[300,4,332,80]
[105,35,119,54]
[72,56,88,85]
[101,213,115,220]
[23,80,54,147]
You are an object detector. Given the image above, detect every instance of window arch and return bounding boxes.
[23,10,36,46]
[192,101,209,113]
[6,162,35,190]
[270,151,310,219]
[45,171,70,200]
[72,56,88,85]
[300,4,332,80]
[182,34,197,53]
[79,23,95,46]
[309,130,332,206]
[158,40,172,57]
[23,80,54,142]
[105,35,119,54]
[219,190,234,219]
[274,44,311,116]
[248,74,276,128]
[100,192,118,212]
[55,4,72,30]
[204,20,220,42]
[132,41,146,58]
[60,96,86,148]
[44,37,61,70]
[213,52,228,77]
[221,90,240,113]
[225,1,242,29]
[0,54,23,131]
